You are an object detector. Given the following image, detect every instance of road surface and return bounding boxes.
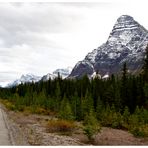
[0,106,12,145]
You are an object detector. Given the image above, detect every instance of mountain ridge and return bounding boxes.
[6,67,72,87]
[7,74,42,87]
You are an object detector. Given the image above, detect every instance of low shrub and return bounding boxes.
[33,107,49,115]
[47,119,76,133]
[1,100,16,110]
[100,107,123,129]
[23,106,52,115]
[129,124,148,137]
[14,104,25,111]
[130,126,144,137]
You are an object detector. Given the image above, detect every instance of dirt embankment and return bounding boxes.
[2,105,148,146]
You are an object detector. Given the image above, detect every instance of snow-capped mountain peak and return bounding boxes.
[113,15,139,31]
[53,67,72,78]
[7,74,42,87]
[20,74,41,82]
[69,15,148,78]
[41,73,56,82]
[41,67,72,81]
[5,66,72,87]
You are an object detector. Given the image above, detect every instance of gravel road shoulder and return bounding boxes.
[1,104,148,146]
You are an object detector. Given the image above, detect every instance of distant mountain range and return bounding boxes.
[69,15,148,78]
[7,74,42,87]
[4,15,148,87]
[6,67,72,87]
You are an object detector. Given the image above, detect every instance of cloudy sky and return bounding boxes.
[0,1,148,86]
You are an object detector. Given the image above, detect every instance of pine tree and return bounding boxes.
[114,84,122,111]
[54,81,61,111]
[142,45,148,82]
[83,109,101,143]
[96,96,104,121]
[144,83,148,98]
[142,45,148,108]
[82,89,94,117]
[121,62,128,109]
[123,106,130,129]
[58,97,74,120]
[122,62,128,79]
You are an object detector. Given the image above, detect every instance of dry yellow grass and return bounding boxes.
[0,99,16,110]
[47,119,76,133]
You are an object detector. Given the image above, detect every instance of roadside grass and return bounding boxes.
[0,99,16,110]
[0,99,56,116]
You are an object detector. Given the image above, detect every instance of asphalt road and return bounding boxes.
[0,107,11,145]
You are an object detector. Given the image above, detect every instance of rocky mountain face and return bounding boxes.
[69,15,148,78]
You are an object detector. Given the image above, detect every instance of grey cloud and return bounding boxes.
[0,3,83,47]
[0,71,19,82]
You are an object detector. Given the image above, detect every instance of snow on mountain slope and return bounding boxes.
[53,67,72,78]
[69,15,148,78]
[41,67,72,81]
[41,73,56,82]
[6,67,72,87]
[7,74,42,87]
